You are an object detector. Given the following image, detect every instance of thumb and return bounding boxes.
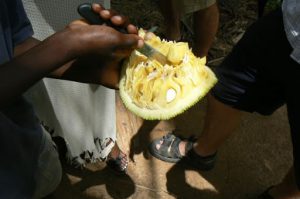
[113,34,144,57]
[69,19,89,26]
[119,34,144,49]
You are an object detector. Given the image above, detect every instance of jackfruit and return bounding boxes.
[119,29,217,120]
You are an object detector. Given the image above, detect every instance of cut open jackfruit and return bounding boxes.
[119,30,217,120]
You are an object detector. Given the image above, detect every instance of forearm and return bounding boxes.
[0,31,74,107]
[14,37,40,57]
[13,37,72,79]
[1,13,141,102]
[49,58,120,89]
[11,34,118,89]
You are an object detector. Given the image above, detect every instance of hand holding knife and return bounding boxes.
[77,3,168,65]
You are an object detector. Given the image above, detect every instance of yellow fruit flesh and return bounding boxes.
[119,30,217,120]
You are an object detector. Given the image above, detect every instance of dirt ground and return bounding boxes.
[48,1,292,199]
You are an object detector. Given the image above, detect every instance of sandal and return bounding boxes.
[149,133,192,163]
[106,143,128,174]
[149,132,217,170]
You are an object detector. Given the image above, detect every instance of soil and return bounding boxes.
[111,0,258,65]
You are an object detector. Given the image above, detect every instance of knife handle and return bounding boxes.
[77,3,127,34]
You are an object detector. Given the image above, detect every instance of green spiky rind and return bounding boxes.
[119,65,218,120]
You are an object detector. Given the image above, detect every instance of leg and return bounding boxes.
[158,0,181,41]
[177,93,241,156]
[150,9,284,167]
[191,93,241,156]
[192,3,219,57]
[268,70,300,198]
[154,93,241,158]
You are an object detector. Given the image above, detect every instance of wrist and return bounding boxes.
[46,29,78,62]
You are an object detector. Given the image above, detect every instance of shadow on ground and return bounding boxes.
[49,94,292,199]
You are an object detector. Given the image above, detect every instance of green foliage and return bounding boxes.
[265,0,281,11]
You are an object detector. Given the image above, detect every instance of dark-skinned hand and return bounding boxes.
[59,4,144,89]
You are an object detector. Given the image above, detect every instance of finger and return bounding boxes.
[100,9,130,28]
[99,8,118,20]
[137,39,144,48]
[97,8,136,34]
[111,15,130,27]
[127,24,138,34]
[113,34,144,58]
[112,45,144,58]
[91,3,104,13]
[119,34,144,50]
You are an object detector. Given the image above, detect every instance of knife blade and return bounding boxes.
[77,3,168,65]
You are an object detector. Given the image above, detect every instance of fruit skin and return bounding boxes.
[119,30,218,120]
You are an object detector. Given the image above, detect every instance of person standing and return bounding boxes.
[150,0,300,198]
[0,0,142,197]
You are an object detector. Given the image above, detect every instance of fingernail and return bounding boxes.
[137,40,144,48]
[92,3,100,8]
[101,10,110,16]
[112,15,122,21]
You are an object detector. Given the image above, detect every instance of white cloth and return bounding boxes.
[282,0,300,64]
[23,0,117,166]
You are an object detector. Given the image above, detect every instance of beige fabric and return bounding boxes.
[23,0,116,166]
[174,0,216,34]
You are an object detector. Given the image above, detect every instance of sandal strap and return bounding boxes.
[100,139,115,160]
[106,151,128,173]
[157,133,183,159]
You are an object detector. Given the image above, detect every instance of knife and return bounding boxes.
[77,3,168,65]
